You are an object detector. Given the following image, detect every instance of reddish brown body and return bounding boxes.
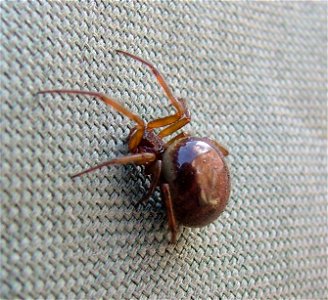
[38,50,230,243]
[162,137,230,227]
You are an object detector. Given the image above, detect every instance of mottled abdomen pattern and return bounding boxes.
[162,137,230,227]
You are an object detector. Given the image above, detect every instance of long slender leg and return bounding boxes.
[147,114,181,129]
[158,116,190,138]
[116,50,187,130]
[116,50,184,116]
[210,140,229,157]
[71,153,156,178]
[36,90,145,151]
[165,132,190,148]
[161,183,178,243]
[147,97,191,130]
[135,160,162,207]
[149,97,191,138]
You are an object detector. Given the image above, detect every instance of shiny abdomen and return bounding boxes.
[162,137,230,227]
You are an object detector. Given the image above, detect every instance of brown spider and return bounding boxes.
[37,50,230,243]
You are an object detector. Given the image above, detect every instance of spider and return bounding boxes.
[37,50,231,243]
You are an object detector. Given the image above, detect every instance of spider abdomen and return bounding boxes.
[162,137,230,227]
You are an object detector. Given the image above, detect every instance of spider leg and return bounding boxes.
[135,160,162,207]
[71,153,156,178]
[116,50,184,118]
[208,139,229,157]
[150,98,189,139]
[116,50,189,131]
[165,132,190,148]
[158,116,190,138]
[161,183,178,243]
[36,89,145,150]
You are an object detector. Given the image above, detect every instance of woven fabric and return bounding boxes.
[1,1,327,299]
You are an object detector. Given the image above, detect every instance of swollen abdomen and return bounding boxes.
[162,137,230,227]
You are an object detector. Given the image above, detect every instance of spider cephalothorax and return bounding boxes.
[130,129,165,157]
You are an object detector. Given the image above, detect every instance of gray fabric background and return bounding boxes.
[1,1,327,299]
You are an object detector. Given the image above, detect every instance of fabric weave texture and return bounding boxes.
[1,1,327,299]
